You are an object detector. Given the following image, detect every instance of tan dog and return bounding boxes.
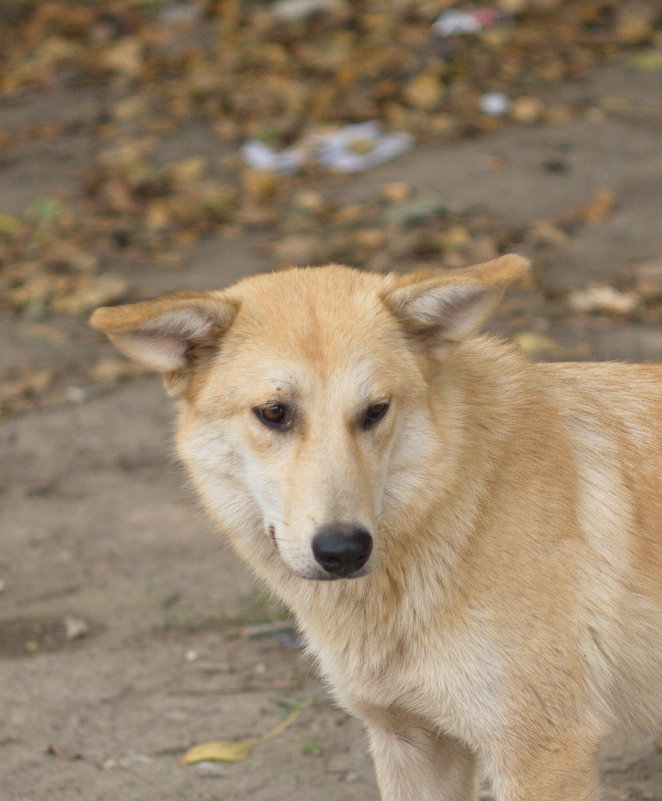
[91,256,662,801]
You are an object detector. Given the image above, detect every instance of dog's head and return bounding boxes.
[90,256,527,582]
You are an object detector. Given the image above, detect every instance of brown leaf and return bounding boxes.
[242,169,279,202]
[25,35,84,78]
[510,96,544,124]
[46,744,83,761]
[291,190,326,213]
[169,157,207,185]
[145,200,171,229]
[89,358,148,382]
[353,228,385,250]
[634,258,662,300]
[403,72,445,111]
[614,2,655,44]
[526,219,568,247]
[51,275,129,315]
[98,36,145,78]
[581,188,616,225]
[514,331,590,360]
[272,235,321,265]
[379,182,411,203]
[0,369,55,412]
[568,285,638,315]
[18,323,70,343]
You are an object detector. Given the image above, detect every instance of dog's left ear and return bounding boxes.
[382,254,529,342]
[89,291,238,395]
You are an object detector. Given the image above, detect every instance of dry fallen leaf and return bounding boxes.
[19,323,70,343]
[567,285,639,315]
[272,235,322,265]
[98,36,145,78]
[404,71,445,111]
[634,258,662,300]
[89,358,148,383]
[581,188,616,225]
[632,48,662,72]
[291,190,326,213]
[0,369,55,405]
[509,96,543,124]
[51,275,129,315]
[181,708,302,765]
[514,331,590,360]
[0,0,647,343]
[526,219,568,247]
[46,744,83,761]
[169,157,208,185]
[614,2,655,44]
[379,182,411,203]
[242,168,280,202]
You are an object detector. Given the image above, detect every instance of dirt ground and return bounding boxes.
[2,58,662,801]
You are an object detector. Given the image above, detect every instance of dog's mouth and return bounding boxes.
[267,524,277,546]
[266,525,372,581]
[293,565,372,581]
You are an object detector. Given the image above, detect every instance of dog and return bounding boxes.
[90,255,662,800]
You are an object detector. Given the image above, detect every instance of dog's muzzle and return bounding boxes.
[311,523,373,578]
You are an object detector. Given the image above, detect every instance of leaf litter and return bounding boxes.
[1,0,661,415]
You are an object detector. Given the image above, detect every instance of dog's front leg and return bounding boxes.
[367,722,476,801]
[487,735,601,801]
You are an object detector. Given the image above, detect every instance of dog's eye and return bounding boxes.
[362,401,389,430]
[254,404,291,429]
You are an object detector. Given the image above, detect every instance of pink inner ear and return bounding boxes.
[121,330,191,372]
[142,308,217,339]
[403,284,493,341]
[111,308,219,372]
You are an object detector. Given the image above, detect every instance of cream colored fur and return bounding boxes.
[90,256,662,801]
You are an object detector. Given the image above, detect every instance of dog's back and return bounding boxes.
[540,361,662,732]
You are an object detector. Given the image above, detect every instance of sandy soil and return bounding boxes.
[1,61,661,800]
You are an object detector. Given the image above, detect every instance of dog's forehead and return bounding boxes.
[198,268,411,405]
[227,266,395,359]
[246,355,388,400]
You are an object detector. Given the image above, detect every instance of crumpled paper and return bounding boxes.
[241,122,413,174]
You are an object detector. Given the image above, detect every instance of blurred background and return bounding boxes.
[1,1,661,799]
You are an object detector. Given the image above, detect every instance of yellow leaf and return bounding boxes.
[567,285,637,315]
[582,188,615,225]
[99,37,145,78]
[514,331,590,360]
[404,72,444,111]
[145,200,171,230]
[0,214,22,234]
[89,358,147,382]
[181,708,302,765]
[509,96,543,124]
[242,169,279,202]
[181,739,256,763]
[169,157,207,185]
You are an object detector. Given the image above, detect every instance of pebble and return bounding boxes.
[479,91,511,116]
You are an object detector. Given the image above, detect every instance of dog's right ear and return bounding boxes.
[382,254,529,344]
[89,291,238,395]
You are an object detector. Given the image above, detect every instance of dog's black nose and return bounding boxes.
[312,524,373,577]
